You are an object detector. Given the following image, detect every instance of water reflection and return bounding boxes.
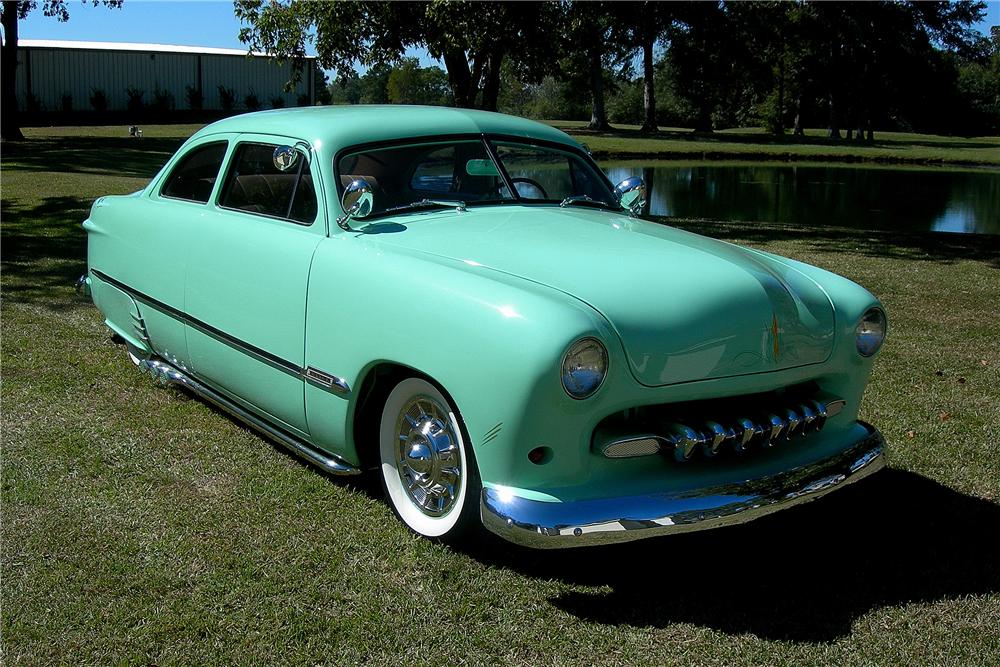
[602,162,1000,235]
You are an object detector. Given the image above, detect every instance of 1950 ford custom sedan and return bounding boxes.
[81,106,887,548]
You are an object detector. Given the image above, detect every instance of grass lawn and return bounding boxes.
[549,120,1000,167]
[3,128,999,665]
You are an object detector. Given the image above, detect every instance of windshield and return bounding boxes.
[336,137,616,218]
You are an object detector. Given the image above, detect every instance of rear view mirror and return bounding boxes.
[466,159,500,177]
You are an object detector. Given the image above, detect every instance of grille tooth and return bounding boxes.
[799,403,817,432]
[701,421,727,457]
[762,414,786,446]
[734,418,756,453]
[784,408,802,437]
[810,399,829,431]
[665,423,703,462]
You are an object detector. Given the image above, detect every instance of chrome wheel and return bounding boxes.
[379,377,476,539]
[394,395,463,516]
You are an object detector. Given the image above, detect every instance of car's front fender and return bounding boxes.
[301,234,618,480]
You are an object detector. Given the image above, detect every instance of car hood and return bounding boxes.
[364,206,835,386]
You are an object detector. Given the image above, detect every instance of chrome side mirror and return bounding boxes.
[272,145,299,171]
[614,176,646,216]
[337,178,374,231]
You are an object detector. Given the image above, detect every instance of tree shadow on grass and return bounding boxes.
[2,136,179,179]
[1,195,91,310]
[465,469,1000,643]
[664,218,1000,270]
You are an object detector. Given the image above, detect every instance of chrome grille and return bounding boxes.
[595,393,845,462]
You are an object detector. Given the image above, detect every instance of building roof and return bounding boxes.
[17,39,314,59]
[190,105,580,154]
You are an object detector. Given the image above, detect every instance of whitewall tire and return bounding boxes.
[378,377,479,539]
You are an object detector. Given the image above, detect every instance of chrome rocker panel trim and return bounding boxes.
[137,357,361,477]
[481,423,885,548]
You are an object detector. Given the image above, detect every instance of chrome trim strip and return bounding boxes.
[138,357,360,476]
[304,366,351,396]
[481,423,885,549]
[92,269,350,395]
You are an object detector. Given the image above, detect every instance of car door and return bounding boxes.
[184,134,325,435]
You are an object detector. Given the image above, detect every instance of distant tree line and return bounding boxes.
[239,0,997,138]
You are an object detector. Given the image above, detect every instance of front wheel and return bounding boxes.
[378,377,481,541]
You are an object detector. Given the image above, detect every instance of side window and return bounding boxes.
[161,141,228,203]
[219,142,317,224]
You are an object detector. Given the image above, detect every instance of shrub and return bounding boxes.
[89,88,108,112]
[151,88,174,112]
[296,93,311,107]
[60,93,72,113]
[185,85,203,111]
[218,86,236,112]
[270,95,286,109]
[244,89,261,111]
[25,93,43,113]
[125,87,145,113]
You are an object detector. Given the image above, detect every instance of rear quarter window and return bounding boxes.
[160,141,228,203]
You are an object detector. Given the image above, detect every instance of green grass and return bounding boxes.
[549,120,1000,166]
[3,129,1000,665]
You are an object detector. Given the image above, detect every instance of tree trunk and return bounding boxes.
[587,46,609,131]
[640,31,657,133]
[793,92,804,136]
[479,46,503,112]
[1,1,25,141]
[694,101,713,133]
[775,57,785,134]
[442,48,476,109]
[828,92,840,139]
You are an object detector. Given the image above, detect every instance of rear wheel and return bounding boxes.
[378,377,480,540]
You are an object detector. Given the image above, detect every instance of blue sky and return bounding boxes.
[11,0,1000,75]
[13,0,439,74]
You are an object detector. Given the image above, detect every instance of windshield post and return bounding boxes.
[482,137,519,203]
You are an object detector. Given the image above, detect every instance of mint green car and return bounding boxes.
[81,106,887,548]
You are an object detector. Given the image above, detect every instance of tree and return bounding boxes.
[1,0,122,141]
[234,0,559,111]
[386,57,451,106]
[620,1,673,133]
[667,1,733,132]
[557,1,634,131]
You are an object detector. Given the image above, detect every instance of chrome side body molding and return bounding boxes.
[482,422,885,549]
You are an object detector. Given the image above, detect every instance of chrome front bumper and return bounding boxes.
[480,422,885,549]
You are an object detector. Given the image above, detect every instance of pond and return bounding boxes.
[601,162,1000,235]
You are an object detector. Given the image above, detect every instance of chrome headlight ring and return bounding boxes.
[561,337,608,399]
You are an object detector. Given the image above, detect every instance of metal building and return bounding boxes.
[15,39,317,113]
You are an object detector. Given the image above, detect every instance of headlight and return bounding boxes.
[855,307,886,357]
[561,337,608,399]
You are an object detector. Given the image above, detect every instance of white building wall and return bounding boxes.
[15,43,313,112]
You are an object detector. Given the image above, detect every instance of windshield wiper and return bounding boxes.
[387,199,467,214]
[559,194,615,210]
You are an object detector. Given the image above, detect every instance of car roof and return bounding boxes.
[192,105,582,153]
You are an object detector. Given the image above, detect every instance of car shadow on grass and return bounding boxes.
[466,469,1000,643]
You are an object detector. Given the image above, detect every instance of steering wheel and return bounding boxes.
[509,177,548,200]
